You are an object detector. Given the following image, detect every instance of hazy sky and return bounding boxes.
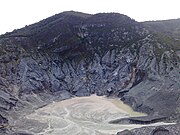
[0,0,180,35]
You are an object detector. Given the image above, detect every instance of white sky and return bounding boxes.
[0,0,180,35]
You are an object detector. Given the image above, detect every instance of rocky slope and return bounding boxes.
[0,11,180,134]
[143,18,180,51]
[117,124,180,135]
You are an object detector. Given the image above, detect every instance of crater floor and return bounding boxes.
[14,95,173,135]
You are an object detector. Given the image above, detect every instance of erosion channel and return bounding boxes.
[12,95,173,135]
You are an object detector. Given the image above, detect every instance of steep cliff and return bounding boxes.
[0,11,179,134]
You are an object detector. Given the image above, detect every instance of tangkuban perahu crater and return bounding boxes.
[0,11,180,135]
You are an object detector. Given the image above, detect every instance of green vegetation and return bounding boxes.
[143,19,180,50]
[0,46,5,56]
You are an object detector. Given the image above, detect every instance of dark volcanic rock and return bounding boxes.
[0,115,8,125]
[0,114,8,134]
[0,11,180,134]
[117,129,135,135]
[11,133,33,135]
[152,127,170,135]
[109,115,167,124]
[117,124,180,135]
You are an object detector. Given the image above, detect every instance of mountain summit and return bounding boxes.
[0,11,180,134]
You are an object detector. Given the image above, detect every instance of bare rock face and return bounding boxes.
[117,124,180,135]
[152,127,170,135]
[0,11,179,134]
[117,130,134,135]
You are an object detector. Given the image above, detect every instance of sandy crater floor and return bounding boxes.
[19,95,171,135]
